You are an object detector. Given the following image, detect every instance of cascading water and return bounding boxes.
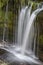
[0,4,43,65]
[21,8,43,55]
[17,4,32,51]
[22,4,32,45]
[18,6,28,47]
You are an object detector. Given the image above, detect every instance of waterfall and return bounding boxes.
[18,5,32,47]
[18,6,28,47]
[22,4,32,44]
[0,4,43,65]
[21,8,43,54]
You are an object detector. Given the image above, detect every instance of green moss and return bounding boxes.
[0,0,9,9]
[39,35,43,45]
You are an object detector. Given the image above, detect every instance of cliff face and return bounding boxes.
[0,0,43,62]
[35,11,43,61]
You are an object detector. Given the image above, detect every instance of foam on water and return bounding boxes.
[0,46,42,65]
[0,4,43,65]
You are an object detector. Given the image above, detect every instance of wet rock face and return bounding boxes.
[0,49,7,55]
[9,62,30,65]
[32,0,43,2]
[37,11,43,33]
[36,11,43,61]
[0,60,29,65]
[0,60,8,65]
[0,49,31,65]
[37,0,43,2]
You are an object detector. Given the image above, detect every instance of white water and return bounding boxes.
[0,46,41,64]
[22,4,32,43]
[21,8,43,54]
[0,5,43,65]
[18,6,28,46]
[21,13,36,54]
[18,5,32,47]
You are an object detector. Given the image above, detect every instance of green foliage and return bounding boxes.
[0,0,43,42]
[0,10,14,24]
[0,0,9,9]
[0,10,5,22]
[39,35,43,45]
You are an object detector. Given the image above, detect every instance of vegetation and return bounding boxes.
[0,0,43,62]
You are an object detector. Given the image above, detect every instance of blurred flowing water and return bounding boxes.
[0,3,43,65]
